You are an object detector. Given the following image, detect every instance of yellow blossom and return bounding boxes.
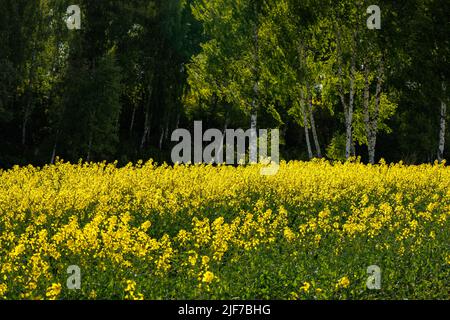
[45,283,62,300]
[335,277,350,290]
[202,271,215,283]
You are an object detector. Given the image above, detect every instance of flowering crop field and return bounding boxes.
[0,160,448,300]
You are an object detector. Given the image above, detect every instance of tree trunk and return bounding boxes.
[363,61,384,164]
[369,63,383,164]
[217,113,229,164]
[87,132,93,162]
[129,105,137,136]
[301,91,313,159]
[164,117,170,141]
[50,129,60,164]
[438,82,447,162]
[140,111,151,150]
[307,84,321,158]
[51,142,57,164]
[250,19,260,164]
[159,112,170,150]
[335,27,355,160]
[346,52,356,159]
[22,50,37,146]
[140,84,153,150]
[159,126,165,150]
[363,64,373,163]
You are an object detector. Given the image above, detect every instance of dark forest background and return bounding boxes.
[0,0,449,168]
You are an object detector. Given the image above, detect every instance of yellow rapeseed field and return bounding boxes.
[0,159,448,299]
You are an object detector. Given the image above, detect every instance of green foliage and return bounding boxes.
[60,51,122,160]
[326,133,346,161]
[353,93,398,146]
[0,0,449,166]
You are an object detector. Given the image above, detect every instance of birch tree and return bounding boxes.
[331,4,361,159]
[190,0,266,134]
[360,19,387,165]
[405,0,450,162]
[270,0,324,159]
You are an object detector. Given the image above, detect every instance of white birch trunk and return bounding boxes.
[346,53,355,160]
[307,85,321,158]
[369,65,383,164]
[250,20,259,163]
[363,61,384,164]
[301,91,313,159]
[335,27,354,160]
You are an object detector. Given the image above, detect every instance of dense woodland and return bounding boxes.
[0,0,449,168]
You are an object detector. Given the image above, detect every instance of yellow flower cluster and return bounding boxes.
[335,277,350,290]
[0,159,448,299]
[124,280,144,300]
[45,283,62,300]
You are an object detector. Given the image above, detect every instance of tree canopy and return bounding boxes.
[0,0,448,167]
